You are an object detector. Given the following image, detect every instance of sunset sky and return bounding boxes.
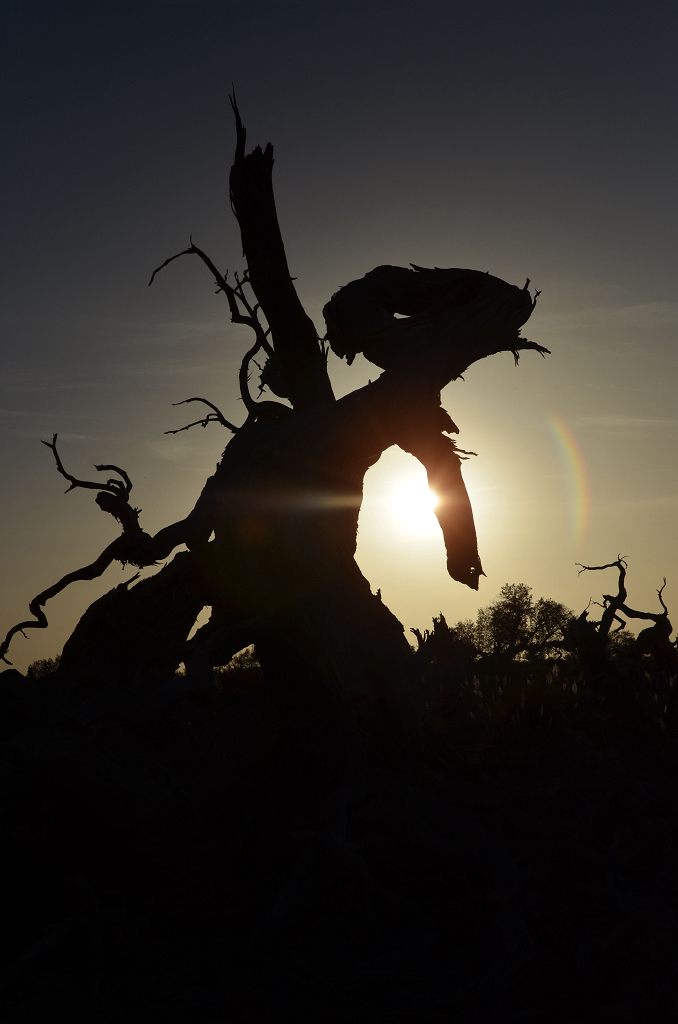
[2,1,677,672]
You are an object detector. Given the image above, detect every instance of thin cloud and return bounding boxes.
[0,380,101,395]
[145,437,193,462]
[545,300,678,329]
[597,493,678,510]
[136,318,236,346]
[109,357,219,380]
[0,363,105,393]
[0,408,87,419]
[540,301,678,356]
[578,414,678,432]
[2,427,101,444]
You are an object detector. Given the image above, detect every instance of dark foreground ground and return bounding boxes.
[1,659,678,1021]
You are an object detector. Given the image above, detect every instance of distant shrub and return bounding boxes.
[26,655,61,679]
[214,646,263,689]
[218,646,260,672]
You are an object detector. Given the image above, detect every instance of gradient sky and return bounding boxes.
[2,1,678,671]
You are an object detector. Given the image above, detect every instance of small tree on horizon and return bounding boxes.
[413,584,573,668]
[473,583,574,662]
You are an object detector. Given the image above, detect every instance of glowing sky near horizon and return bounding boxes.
[2,1,678,671]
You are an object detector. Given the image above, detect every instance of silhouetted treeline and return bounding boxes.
[410,578,677,741]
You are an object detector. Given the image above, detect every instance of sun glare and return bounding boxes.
[358,451,446,542]
[386,476,440,538]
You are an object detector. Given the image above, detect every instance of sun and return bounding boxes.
[357,450,449,549]
[386,474,441,538]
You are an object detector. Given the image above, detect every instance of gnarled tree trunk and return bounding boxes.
[13,102,546,750]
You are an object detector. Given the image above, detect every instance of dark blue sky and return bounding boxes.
[2,1,678,669]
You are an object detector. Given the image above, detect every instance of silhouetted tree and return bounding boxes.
[472,583,573,663]
[1,98,548,742]
[569,557,676,688]
[413,586,573,684]
[26,655,61,679]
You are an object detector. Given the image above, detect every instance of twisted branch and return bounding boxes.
[43,434,131,498]
[0,543,123,665]
[149,239,284,414]
[165,397,239,436]
[619,578,671,627]
[0,436,196,665]
[576,556,629,640]
[149,238,244,325]
[576,556,628,576]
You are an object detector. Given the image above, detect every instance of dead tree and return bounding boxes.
[573,558,676,686]
[2,98,548,739]
[619,579,676,676]
[568,557,630,680]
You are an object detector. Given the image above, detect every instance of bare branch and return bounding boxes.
[149,238,258,329]
[0,505,197,664]
[165,418,218,435]
[94,463,132,497]
[240,339,263,415]
[149,239,283,406]
[618,604,663,624]
[165,397,239,436]
[0,427,205,665]
[148,245,195,288]
[43,434,130,497]
[576,556,629,640]
[619,580,671,627]
[576,556,627,575]
[0,542,121,664]
[232,269,274,357]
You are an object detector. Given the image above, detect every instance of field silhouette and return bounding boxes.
[2,568,678,1020]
